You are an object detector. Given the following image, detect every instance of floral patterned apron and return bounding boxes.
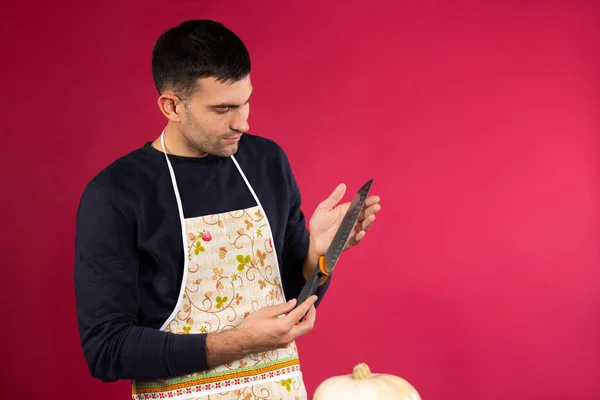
[131,132,307,400]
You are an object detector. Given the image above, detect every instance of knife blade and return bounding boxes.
[294,179,373,308]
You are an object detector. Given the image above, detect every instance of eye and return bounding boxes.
[214,107,230,114]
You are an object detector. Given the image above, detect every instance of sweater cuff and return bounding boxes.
[170,332,208,376]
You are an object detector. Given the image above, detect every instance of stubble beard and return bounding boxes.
[183,123,238,158]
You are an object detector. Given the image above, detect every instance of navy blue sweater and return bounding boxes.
[73,133,329,382]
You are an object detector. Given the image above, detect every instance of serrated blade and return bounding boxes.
[323,179,373,273]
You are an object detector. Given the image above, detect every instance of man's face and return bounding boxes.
[180,75,252,157]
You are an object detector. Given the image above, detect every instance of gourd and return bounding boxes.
[313,362,421,400]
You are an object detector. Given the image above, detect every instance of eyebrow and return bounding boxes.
[209,90,253,109]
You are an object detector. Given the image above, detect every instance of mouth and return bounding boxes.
[223,135,241,143]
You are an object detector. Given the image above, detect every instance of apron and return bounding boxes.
[131,132,307,400]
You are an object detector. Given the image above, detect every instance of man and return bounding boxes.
[74,19,380,399]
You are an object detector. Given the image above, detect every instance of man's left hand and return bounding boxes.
[308,183,381,257]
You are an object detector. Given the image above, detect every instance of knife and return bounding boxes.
[295,179,374,308]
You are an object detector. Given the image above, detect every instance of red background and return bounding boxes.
[2,1,599,399]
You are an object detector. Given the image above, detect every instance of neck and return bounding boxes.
[151,123,208,158]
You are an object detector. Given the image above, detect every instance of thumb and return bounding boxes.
[319,183,346,209]
[259,298,297,317]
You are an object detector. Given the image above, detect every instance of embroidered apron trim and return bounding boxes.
[132,356,300,394]
[132,369,301,399]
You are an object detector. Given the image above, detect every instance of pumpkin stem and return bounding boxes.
[352,363,372,380]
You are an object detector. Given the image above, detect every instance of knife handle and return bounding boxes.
[295,256,328,309]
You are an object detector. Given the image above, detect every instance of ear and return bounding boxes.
[157,90,185,122]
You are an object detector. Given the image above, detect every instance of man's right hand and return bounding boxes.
[205,295,318,368]
[237,295,318,352]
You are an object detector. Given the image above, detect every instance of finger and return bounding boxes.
[344,234,358,249]
[356,202,380,226]
[354,230,366,243]
[361,214,376,231]
[284,295,318,325]
[318,183,346,210]
[290,305,316,337]
[344,223,363,249]
[363,203,381,219]
[364,195,380,208]
[352,212,374,235]
[259,298,297,318]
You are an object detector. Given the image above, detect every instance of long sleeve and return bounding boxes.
[278,151,331,306]
[73,181,208,382]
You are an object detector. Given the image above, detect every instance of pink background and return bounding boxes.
[2,1,599,399]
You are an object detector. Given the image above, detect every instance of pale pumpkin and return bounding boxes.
[313,363,421,400]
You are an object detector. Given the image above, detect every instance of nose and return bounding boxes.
[230,106,250,133]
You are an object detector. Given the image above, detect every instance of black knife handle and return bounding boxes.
[295,257,327,308]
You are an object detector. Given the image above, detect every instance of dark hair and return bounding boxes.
[151,20,251,99]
